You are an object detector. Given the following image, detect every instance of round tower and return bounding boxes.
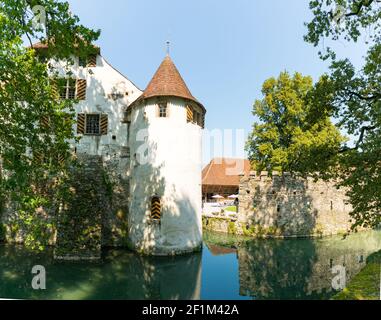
[126,55,206,255]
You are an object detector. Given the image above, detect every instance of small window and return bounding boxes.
[151,196,161,221]
[158,102,167,118]
[78,56,87,67]
[85,114,100,135]
[78,54,97,68]
[59,78,76,100]
[193,111,198,124]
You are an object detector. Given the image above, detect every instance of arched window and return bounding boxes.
[151,196,161,220]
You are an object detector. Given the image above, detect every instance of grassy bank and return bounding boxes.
[333,250,381,300]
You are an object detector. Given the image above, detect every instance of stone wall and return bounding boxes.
[237,171,352,237]
[101,156,130,247]
[0,153,131,254]
[54,155,106,260]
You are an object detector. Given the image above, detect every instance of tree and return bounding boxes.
[0,0,99,249]
[246,71,346,175]
[301,0,381,230]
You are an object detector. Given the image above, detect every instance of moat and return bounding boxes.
[0,230,380,300]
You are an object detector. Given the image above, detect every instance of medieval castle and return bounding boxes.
[1,44,355,258]
[1,44,206,257]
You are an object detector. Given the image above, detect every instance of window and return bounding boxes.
[77,113,108,135]
[59,78,76,100]
[78,54,97,68]
[193,110,198,124]
[85,114,100,135]
[158,102,168,118]
[79,56,87,67]
[151,196,161,221]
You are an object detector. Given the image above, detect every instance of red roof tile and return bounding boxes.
[132,55,204,111]
[202,158,251,187]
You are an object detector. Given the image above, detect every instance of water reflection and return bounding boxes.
[205,230,381,300]
[0,247,201,300]
[0,230,380,300]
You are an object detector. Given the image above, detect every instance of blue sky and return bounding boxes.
[68,0,368,164]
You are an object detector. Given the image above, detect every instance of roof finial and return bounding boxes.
[166,40,170,56]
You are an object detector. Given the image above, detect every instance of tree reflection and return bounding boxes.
[0,246,201,300]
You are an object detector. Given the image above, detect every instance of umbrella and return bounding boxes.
[228,194,239,199]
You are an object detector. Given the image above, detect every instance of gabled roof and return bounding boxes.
[29,40,100,53]
[130,55,205,111]
[202,158,251,187]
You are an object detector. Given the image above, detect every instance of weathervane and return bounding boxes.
[166,40,170,56]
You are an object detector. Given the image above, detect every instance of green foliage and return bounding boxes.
[228,221,236,234]
[305,0,381,60]
[246,71,346,174]
[0,223,5,241]
[302,0,381,230]
[0,0,99,250]
[224,206,237,213]
[241,224,256,237]
[333,250,381,300]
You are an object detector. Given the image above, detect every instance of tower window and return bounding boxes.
[193,110,198,124]
[151,196,161,221]
[158,102,168,118]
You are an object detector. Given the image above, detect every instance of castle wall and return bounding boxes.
[0,154,130,250]
[237,172,353,237]
[128,97,203,255]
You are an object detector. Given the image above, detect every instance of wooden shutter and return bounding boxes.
[33,151,44,164]
[156,104,160,117]
[50,79,60,100]
[40,115,50,129]
[186,105,193,123]
[100,114,108,135]
[57,153,65,166]
[77,113,85,134]
[87,54,97,67]
[151,197,161,220]
[76,79,87,100]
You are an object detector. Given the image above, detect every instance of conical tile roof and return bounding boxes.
[139,55,204,110]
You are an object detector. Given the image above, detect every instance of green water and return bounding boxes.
[0,230,380,300]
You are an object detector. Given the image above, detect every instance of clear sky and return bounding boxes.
[68,0,368,164]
